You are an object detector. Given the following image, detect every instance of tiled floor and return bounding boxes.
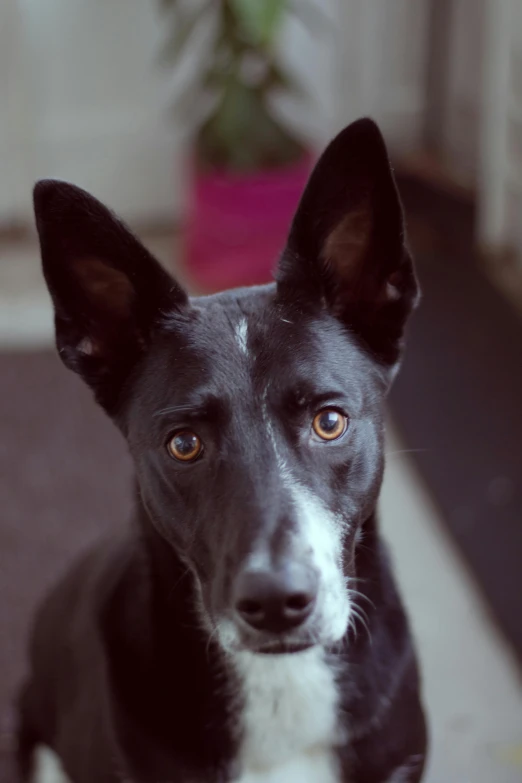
[1,239,521,782]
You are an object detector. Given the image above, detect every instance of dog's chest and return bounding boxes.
[232,649,342,783]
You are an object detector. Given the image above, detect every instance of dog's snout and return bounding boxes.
[234,564,318,633]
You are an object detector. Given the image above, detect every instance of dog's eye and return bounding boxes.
[312,409,348,441]
[167,431,203,462]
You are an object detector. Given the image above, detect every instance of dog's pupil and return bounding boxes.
[321,412,339,432]
[175,433,198,455]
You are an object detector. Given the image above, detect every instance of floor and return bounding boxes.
[0,237,521,782]
[392,174,522,663]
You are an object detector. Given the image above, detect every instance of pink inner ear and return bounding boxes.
[322,203,372,285]
[321,200,405,306]
[72,257,134,319]
[76,337,96,356]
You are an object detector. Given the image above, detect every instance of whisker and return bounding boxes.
[347,588,376,610]
[167,565,192,604]
[350,606,372,645]
[330,636,345,655]
[347,576,371,585]
[205,624,221,660]
[154,404,193,418]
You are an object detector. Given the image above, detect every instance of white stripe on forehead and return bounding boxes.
[235,317,249,355]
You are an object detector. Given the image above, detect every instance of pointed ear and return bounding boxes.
[34,180,188,412]
[276,118,419,368]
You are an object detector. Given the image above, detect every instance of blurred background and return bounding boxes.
[1,0,521,780]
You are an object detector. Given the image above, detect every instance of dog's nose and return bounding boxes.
[234,564,318,633]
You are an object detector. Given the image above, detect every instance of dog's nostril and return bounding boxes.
[236,598,263,617]
[285,592,312,612]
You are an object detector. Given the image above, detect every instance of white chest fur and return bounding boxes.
[32,746,70,783]
[233,648,342,783]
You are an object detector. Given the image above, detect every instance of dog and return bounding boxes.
[17,118,427,783]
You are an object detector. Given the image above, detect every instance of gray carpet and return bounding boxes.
[0,350,133,779]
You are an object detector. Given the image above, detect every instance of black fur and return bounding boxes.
[18,118,427,782]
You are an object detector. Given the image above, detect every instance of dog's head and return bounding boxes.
[34,119,418,655]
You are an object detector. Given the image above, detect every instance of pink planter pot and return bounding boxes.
[183,155,313,292]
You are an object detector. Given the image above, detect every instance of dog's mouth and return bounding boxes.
[216,616,319,655]
[240,635,316,655]
[253,640,315,655]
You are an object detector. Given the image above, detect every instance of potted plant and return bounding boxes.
[159,0,317,292]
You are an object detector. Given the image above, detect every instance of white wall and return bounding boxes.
[478,0,522,262]
[336,0,430,153]
[443,0,485,184]
[0,0,39,224]
[1,0,187,226]
[505,0,522,261]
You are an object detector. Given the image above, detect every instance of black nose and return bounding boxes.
[234,564,318,633]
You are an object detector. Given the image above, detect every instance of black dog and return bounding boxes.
[18,118,427,783]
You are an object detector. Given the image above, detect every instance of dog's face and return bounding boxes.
[34,119,418,654]
[122,290,386,653]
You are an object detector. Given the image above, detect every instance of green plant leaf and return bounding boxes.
[159,0,213,64]
[157,0,309,170]
[230,0,287,47]
[196,78,305,171]
[159,12,202,64]
[265,62,307,99]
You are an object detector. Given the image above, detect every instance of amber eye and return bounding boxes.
[312,409,348,441]
[167,431,203,462]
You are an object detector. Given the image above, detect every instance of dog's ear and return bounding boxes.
[34,180,188,412]
[277,118,418,369]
